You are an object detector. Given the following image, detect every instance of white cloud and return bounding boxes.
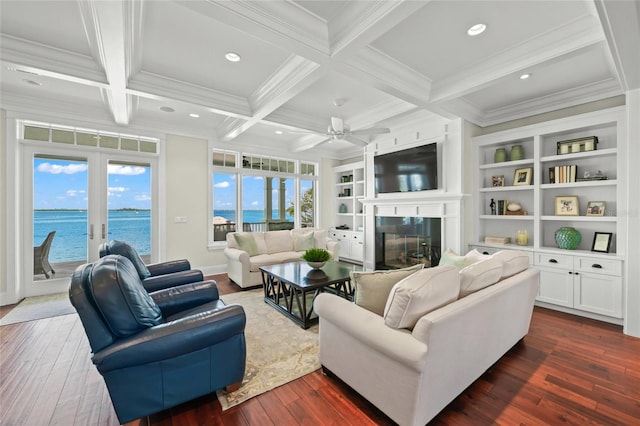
[37,162,88,174]
[66,189,85,197]
[108,164,146,175]
[134,194,151,201]
[214,181,230,188]
[108,186,127,197]
[251,201,259,206]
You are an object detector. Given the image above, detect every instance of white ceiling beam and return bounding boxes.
[594,0,640,91]
[429,15,606,103]
[78,0,135,125]
[219,55,324,141]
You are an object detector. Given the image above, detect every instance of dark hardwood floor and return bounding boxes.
[1,273,639,425]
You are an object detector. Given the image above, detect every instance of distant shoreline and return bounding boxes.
[34,208,150,212]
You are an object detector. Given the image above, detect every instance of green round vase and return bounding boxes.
[555,227,581,250]
[510,145,524,161]
[494,148,507,163]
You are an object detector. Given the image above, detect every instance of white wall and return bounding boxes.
[164,134,226,273]
[0,109,6,295]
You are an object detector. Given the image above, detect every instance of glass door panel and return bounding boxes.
[32,154,89,282]
[107,161,152,263]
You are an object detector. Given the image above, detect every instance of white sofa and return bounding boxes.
[314,250,539,426]
[224,228,340,288]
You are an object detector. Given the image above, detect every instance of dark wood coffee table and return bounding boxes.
[260,260,363,329]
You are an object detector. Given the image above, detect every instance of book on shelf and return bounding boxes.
[551,164,577,183]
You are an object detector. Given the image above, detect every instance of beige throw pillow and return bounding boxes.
[490,250,529,279]
[234,233,259,256]
[293,232,315,251]
[352,264,424,316]
[384,265,460,330]
[459,257,504,297]
[439,248,486,270]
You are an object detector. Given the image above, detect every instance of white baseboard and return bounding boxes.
[198,264,227,277]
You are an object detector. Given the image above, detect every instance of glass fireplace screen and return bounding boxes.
[375,216,442,270]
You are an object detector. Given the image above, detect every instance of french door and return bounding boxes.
[23,144,159,296]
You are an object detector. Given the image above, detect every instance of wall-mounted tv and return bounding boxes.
[374,142,438,194]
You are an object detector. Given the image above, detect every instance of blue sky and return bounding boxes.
[33,158,151,209]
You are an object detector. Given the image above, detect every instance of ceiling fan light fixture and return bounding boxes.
[467,23,487,36]
[225,52,241,62]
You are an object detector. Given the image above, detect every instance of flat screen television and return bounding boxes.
[374,142,438,194]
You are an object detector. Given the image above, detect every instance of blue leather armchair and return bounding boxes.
[69,255,246,424]
[99,240,204,292]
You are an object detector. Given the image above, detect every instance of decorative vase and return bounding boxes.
[516,229,529,246]
[510,145,524,161]
[339,203,347,213]
[555,227,581,250]
[494,148,507,163]
[307,261,326,269]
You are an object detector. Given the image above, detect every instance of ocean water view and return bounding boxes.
[35,209,293,263]
[34,210,151,262]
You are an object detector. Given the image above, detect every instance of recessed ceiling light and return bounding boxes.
[160,106,175,113]
[189,113,200,118]
[225,52,241,62]
[275,130,283,135]
[520,73,532,80]
[23,79,42,86]
[467,23,487,36]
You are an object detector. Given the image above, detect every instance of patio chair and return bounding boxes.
[34,231,56,278]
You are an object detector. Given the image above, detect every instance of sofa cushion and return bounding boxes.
[459,257,504,297]
[234,233,260,256]
[313,229,328,248]
[383,265,460,330]
[439,248,486,269]
[490,250,529,279]
[352,264,424,316]
[89,255,163,338]
[264,230,293,254]
[293,231,315,251]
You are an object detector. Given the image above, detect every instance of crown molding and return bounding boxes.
[128,71,250,118]
[478,78,622,127]
[0,35,106,85]
[430,15,606,103]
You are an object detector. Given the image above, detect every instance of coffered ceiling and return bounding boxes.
[1,1,638,158]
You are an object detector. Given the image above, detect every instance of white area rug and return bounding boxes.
[0,292,76,325]
[216,289,320,410]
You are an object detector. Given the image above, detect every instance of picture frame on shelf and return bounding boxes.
[513,167,532,186]
[555,195,579,216]
[591,232,612,253]
[586,201,606,216]
[491,175,505,187]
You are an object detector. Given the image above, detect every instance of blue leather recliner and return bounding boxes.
[99,240,204,292]
[69,254,246,424]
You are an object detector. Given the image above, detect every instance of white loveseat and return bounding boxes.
[314,250,539,426]
[224,228,340,288]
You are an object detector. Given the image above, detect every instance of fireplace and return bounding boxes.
[375,216,441,270]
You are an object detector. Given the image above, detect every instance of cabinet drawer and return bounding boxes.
[575,257,622,276]
[351,232,363,243]
[535,253,573,270]
[329,230,339,239]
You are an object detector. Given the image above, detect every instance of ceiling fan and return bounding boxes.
[292,117,390,150]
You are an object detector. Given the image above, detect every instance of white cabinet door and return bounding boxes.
[574,272,623,318]
[537,267,574,307]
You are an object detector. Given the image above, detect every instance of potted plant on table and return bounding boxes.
[302,248,332,269]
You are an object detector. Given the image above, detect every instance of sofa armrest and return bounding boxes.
[224,247,250,264]
[150,280,220,317]
[147,259,190,276]
[141,269,204,292]
[314,293,428,371]
[325,239,339,259]
[92,305,246,373]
